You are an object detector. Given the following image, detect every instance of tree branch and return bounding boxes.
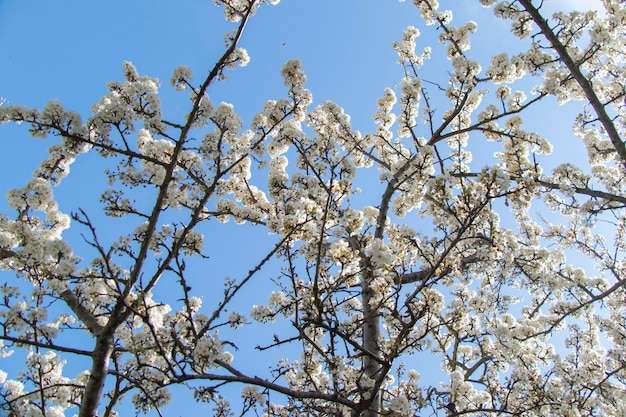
[518,0,626,169]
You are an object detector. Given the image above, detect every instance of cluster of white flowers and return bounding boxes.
[175,228,204,256]
[368,238,393,268]
[250,303,274,323]
[193,332,228,369]
[1,175,78,292]
[440,21,477,58]
[397,78,422,139]
[225,47,250,69]
[393,26,426,65]
[280,59,307,91]
[0,351,87,416]
[251,290,294,323]
[283,352,331,396]
[267,155,289,198]
[0,100,90,190]
[493,2,533,38]
[405,0,448,26]
[227,310,247,328]
[486,53,527,84]
[136,128,174,185]
[216,0,281,23]
[241,385,266,407]
[91,61,163,135]
[170,65,193,91]
[327,239,352,264]
[214,198,266,224]
[211,102,244,143]
[391,24,431,142]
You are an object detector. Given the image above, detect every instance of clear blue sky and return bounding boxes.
[0,0,604,415]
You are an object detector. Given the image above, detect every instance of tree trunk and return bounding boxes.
[361,276,382,417]
[79,336,114,417]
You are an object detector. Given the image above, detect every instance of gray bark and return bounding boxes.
[78,336,114,417]
[360,278,383,417]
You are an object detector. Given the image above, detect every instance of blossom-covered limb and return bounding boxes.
[517,0,626,169]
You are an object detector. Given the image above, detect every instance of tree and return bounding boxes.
[1,0,625,415]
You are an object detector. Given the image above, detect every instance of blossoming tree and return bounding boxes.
[1,0,625,416]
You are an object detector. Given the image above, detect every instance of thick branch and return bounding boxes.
[518,0,626,169]
[59,290,105,337]
[453,171,626,206]
[536,179,626,206]
[0,334,93,357]
[0,248,104,336]
[75,7,259,417]
[177,359,358,409]
[396,253,482,285]
[79,336,114,417]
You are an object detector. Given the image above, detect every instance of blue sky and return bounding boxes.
[0,0,606,415]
